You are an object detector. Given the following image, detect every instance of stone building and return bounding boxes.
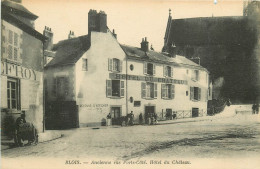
[1,0,46,136]
[44,9,210,128]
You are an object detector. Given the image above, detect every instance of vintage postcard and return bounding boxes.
[1,0,260,169]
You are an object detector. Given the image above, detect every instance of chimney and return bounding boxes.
[169,43,176,58]
[112,29,117,39]
[141,37,149,52]
[68,30,76,39]
[190,57,200,65]
[88,9,107,35]
[43,26,53,50]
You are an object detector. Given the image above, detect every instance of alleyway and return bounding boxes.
[2,114,260,160]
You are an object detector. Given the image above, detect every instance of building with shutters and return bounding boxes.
[44,9,210,128]
[1,0,46,136]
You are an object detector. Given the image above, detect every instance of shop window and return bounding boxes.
[161,84,175,99]
[164,65,173,77]
[192,70,200,81]
[108,58,122,72]
[144,62,155,75]
[7,30,20,62]
[141,82,157,99]
[7,78,20,110]
[190,87,201,101]
[106,80,124,98]
[82,58,88,71]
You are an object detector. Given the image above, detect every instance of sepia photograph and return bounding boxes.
[1,0,260,169]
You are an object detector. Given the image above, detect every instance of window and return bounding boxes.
[82,58,88,71]
[53,77,69,99]
[141,82,157,99]
[108,58,122,72]
[7,78,20,110]
[144,62,155,75]
[134,101,141,107]
[190,87,201,101]
[192,70,200,81]
[7,30,19,62]
[164,65,173,77]
[106,80,124,97]
[161,84,175,99]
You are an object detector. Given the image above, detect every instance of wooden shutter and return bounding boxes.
[106,80,112,97]
[64,77,69,96]
[161,84,166,99]
[108,59,112,71]
[144,62,147,74]
[163,65,166,77]
[17,79,21,110]
[190,87,194,100]
[119,60,123,72]
[171,67,173,77]
[198,88,201,101]
[154,83,157,98]
[141,82,146,98]
[171,85,175,99]
[120,81,124,97]
[153,64,156,75]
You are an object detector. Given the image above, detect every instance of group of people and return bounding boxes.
[252,103,259,114]
[106,111,158,126]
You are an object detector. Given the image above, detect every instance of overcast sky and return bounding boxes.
[22,0,244,51]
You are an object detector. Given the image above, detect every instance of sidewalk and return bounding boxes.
[1,130,62,151]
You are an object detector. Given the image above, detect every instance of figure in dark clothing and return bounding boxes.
[256,103,259,114]
[252,104,256,114]
[15,112,26,146]
[139,113,143,124]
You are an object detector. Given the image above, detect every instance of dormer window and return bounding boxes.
[144,62,156,76]
[108,58,122,72]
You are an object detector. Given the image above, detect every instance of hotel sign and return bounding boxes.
[1,61,39,81]
[109,73,187,85]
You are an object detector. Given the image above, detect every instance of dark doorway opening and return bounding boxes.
[192,108,199,117]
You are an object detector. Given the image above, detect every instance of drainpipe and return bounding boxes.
[42,41,46,133]
[126,55,128,117]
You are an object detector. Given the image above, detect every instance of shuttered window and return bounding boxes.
[162,84,175,99]
[108,58,122,72]
[190,87,201,101]
[164,66,173,77]
[106,80,124,98]
[144,62,155,75]
[7,30,20,62]
[142,82,157,99]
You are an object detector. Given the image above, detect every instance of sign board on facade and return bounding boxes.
[109,73,188,85]
[1,61,38,81]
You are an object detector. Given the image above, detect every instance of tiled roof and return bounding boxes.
[2,0,38,19]
[120,44,207,71]
[46,35,90,67]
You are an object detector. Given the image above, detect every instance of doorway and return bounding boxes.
[111,107,121,125]
[192,108,199,117]
[145,106,155,123]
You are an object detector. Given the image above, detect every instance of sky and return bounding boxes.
[22,0,244,51]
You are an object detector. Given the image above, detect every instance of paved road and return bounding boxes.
[2,114,260,160]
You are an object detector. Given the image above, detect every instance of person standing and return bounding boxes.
[139,113,143,125]
[129,111,134,126]
[106,113,112,126]
[252,104,256,114]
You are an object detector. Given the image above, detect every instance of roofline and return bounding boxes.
[126,55,208,72]
[2,13,47,42]
[172,15,244,21]
[2,0,38,20]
